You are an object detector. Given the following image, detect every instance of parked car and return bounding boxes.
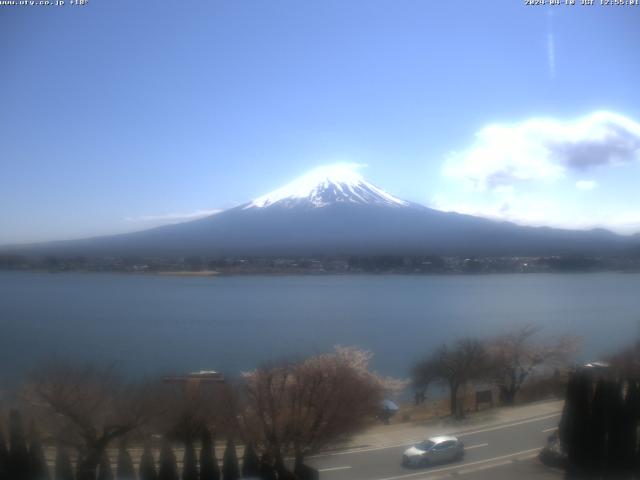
[402,435,464,467]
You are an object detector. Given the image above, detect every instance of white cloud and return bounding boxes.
[575,179,598,191]
[431,196,640,235]
[443,111,640,191]
[606,211,640,234]
[124,209,222,223]
[431,195,561,230]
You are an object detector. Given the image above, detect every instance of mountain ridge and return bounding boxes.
[3,167,639,258]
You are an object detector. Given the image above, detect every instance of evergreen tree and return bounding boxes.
[0,426,9,480]
[139,443,157,480]
[198,428,219,480]
[97,451,114,480]
[559,371,592,477]
[157,440,178,480]
[241,443,260,479]
[608,381,626,476]
[258,453,276,480]
[75,447,85,480]
[621,380,640,473]
[28,428,50,480]
[590,378,609,475]
[293,462,318,480]
[273,453,293,480]
[182,440,198,480]
[117,445,137,480]
[221,439,239,480]
[54,445,74,480]
[7,410,30,480]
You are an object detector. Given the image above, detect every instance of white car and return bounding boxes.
[402,435,464,467]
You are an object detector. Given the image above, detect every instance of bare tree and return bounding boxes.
[608,340,640,378]
[413,339,488,419]
[152,379,239,446]
[487,325,578,405]
[410,357,437,405]
[155,387,212,443]
[24,363,159,480]
[242,347,404,471]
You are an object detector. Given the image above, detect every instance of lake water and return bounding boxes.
[1,271,639,386]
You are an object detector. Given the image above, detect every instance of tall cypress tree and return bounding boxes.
[97,451,114,480]
[157,440,178,480]
[198,428,219,480]
[75,447,85,480]
[559,371,592,477]
[221,439,239,480]
[273,452,293,480]
[258,453,276,480]
[240,443,260,479]
[634,380,640,480]
[0,426,9,480]
[590,378,608,475]
[139,443,157,480]
[54,445,74,480]
[7,410,30,480]
[622,380,640,473]
[28,428,50,480]
[117,445,137,480]
[182,440,198,480]
[608,381,626,476]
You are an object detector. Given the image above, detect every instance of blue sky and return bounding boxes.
[1,0,639,244]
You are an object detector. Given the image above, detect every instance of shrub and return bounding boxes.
[28,429,50,480]
[8,410,30,480]
[240,443,259,478]
[97,451,114,480]
[54,445,74,480]
[158,440,179,480]
[221,439,239,480]
[182,440,198,480]
[117,445,137,480]
[139,443,158,480]
[198,428,219,480]
[0,426,7,480]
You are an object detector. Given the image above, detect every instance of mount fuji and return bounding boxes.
[7,165,638,258]
[242,164,410,210]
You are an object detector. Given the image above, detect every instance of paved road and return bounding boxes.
[307,412,562,480]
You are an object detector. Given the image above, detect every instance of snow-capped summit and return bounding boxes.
[243,164,409,209]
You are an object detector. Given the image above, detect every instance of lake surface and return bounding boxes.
[1,272,639,386]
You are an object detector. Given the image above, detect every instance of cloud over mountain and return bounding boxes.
[125,209,222,223]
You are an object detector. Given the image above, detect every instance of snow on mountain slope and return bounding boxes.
[243,164,409,209]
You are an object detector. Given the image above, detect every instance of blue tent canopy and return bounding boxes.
[382,399,399,411]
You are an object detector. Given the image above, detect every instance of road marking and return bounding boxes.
[456,459,512,475]
[455,413,561,438]
[318,465,351,472]
[464,442,488,450]
[542,426,558,433]
[309,412,560,459]
[456,452,538,474]
[511,452,539,462]
[376,447,542,480]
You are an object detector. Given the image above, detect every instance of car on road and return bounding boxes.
[402,435,464,467]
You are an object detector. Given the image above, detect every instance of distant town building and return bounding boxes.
[162,370,225,392]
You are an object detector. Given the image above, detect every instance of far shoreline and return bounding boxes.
[154,270,220,277]
[2,268,640,277]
